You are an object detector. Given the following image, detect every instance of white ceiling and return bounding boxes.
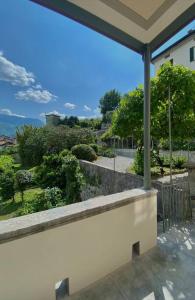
[69,0,194,43]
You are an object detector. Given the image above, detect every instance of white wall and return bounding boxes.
[0,189,157,300]
[153,35,195,74]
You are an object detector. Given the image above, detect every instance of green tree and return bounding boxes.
[15,170,32,202]
[99,89,121,118]
[0,171,15,202]
[111,63,195,174]
[17,125,95,168]
[17,126,47,168]
[0,155,14,172]
[112,86,145,141]
[112,63,195,143]
[153,63,195,140]
[60,116,79,127]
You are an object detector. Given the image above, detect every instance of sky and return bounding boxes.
[0,0,194,121]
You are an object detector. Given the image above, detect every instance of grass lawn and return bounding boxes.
[0,187,42,221]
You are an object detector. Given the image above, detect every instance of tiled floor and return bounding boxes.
[69,223,195,300]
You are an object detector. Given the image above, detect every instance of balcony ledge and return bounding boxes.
[0,188,157,244]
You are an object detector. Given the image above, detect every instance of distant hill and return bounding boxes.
[0,114,43,137]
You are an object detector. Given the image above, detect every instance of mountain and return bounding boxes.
[0,114,43,137]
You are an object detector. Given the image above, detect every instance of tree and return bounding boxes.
[60,116,79,127]
[15,170,32,202]
[16,126,47,168]
[79,118,102,130]
[112,63,195,143]
[17,125,95,168]
[153,63,195,140]
[0,155,14,172]
[99,89,121,118]
[0,171,15,202]
[111,86,145,141]
[111,63,195,174]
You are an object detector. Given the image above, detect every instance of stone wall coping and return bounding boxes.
[0,188,157,244]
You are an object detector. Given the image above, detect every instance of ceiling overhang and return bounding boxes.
[31,0,195,54]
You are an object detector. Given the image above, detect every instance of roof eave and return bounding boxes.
[31,0,195,56]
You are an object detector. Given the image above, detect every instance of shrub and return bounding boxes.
[133,148,156,176]
[71,144,97,162]
[97,146,115,158]
[59,149,71,157]
[89,143,99,154]
[17,187,64,216]
[62,154,84,204]
[133,148,144,175]
[172,155,187,169]
[35,153,84,204]
[35,154,67,190]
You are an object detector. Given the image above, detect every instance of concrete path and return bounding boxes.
[69,223,195,299]
[94,156,134,173]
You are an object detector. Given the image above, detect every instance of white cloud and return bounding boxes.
[83,105,91,112]
[64,102,76,110]
[15,87,57,104]
[34,84,42,89]
[0,51,35,86]
[0,108,25,118]
[40,110,64,118]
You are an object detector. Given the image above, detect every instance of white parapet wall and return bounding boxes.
[0,188,157,300]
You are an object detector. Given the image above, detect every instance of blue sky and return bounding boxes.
[0,0,194,121]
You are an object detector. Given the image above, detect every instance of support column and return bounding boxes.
[143,44,151,189]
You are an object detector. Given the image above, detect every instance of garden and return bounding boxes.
[1,62,195,220]
[0,125,114,220]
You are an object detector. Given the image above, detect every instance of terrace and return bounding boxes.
[0,1,195,299]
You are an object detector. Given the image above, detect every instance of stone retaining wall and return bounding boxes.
[80,160,188,218]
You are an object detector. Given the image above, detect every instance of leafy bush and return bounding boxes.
[59,149,71,157]
[62,154,84,204]
[35,153,84,204]
[97,146,115,158]
[133,148,144,175]
[89,143,99,154]
[71,144,97,162]
[133,148,156,176]
[172,155,187,169]
[17,187,64,216]
[35,154,67,190]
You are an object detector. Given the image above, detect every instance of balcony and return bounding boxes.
[0,188,157,300]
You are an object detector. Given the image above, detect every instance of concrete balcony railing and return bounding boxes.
[0,188,157,300]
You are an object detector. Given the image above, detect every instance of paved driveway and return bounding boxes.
[94,156,134,173]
